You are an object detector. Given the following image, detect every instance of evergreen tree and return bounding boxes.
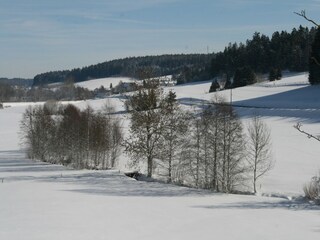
[309,28,320,85]
[233,66,256,88]
[224,78,233,89]
[209,80,220,92]
[276,68,282,80]
[269,68,281,81]
[268,68,277,81]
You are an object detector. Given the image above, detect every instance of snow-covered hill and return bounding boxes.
[0,73,319,239]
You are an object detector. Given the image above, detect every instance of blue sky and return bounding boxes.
[1,0,319,78]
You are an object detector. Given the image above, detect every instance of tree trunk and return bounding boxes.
[253,156,257,193]
[147,155,153,178]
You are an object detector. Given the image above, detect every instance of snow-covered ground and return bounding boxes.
[0,73,319,239]
[75,77,135,90]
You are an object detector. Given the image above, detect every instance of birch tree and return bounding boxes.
[247,115,273,193]
[158,91,189,183]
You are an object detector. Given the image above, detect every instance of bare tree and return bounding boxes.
[124,78,165,177]
[158,91,189,183]
[294,122,320,142]
[183,115,206,188]
[219,104,246,192]
[247,115,273,193]
[184,105,215,189]
[102,99,123,168]
[20,106,37,158]
[110,120,123,168]
[102,99,115,115]
[183,99,221,190]
[294,10,319,28]
[184,98,246,192]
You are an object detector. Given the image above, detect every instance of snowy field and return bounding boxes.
[0,73,320,239]
[75,77,135,90]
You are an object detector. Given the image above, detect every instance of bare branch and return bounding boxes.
[294,10,319,27]
[294,122,320,142]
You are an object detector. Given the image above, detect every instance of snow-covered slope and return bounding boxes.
[75,77,135,90]
[0,73,319,240]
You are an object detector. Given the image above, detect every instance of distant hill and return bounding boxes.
[0,78,33,87]
[33,54,213,86]
[33,25,317,87]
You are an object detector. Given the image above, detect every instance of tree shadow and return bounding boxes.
[232,85,320,123]
[176,86,320,123]
[236,107,320,124]
[192,198,320,211]
[0,150,318,210]
[39,171,212,197]
[0,150,213,197]
[178,97,210,107]
[174,80,213,87]
[0,150,68,173]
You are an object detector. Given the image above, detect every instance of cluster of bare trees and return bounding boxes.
[20,101,122,169]
[0,82,94,102]
[124,81,273,193]
[182,101,246,192]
